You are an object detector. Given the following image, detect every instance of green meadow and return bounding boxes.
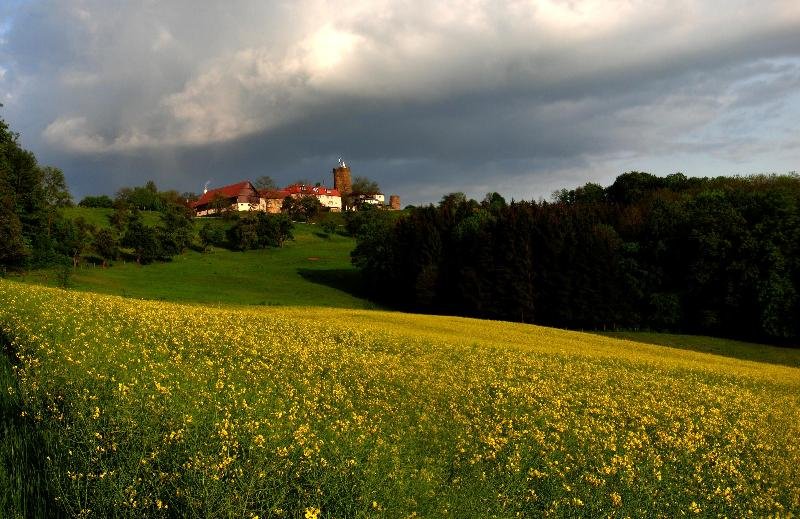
[21,212,373,309]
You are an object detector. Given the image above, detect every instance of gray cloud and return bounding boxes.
[1,0,799,203]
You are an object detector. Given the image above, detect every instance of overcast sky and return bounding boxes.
[1,1,799,204]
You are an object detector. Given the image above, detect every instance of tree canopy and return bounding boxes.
[352,172,800,344]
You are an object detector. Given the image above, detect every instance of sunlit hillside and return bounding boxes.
[2,280,798,517]
[21,218,372,309]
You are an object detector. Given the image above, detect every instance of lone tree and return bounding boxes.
[92,228,119,268]
[282,196,323,222]
[123,211,162,264]
[351,176,380,196]
[254,176,277,191]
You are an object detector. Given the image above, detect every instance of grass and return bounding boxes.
[1,280,799,517]
[602,331,800,369]
[19,221,374,309]
[4,207,798,515]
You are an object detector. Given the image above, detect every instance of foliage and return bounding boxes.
[320,216,338,235]
[282,196,323,222]
[55,261,72,289]
[353,173,800,343]
[122,211,163,264]
[226,212,293,251]
[344,205,399,237]
[115,180,164,211]
[157,203,194,256]
[253,175,277,191]
[40,167,72,208]
[78,195,114,208]
[0,114,75,270]
[481,191,508,212]
[198,221,226,250]
[0,193,28,266]
[1,280,799,516]
[350,176,380,196]
[56,217,95,268]
[92,228,119,267]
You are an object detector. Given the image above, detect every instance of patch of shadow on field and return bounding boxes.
[1,337,65,517]
[296,268,376,303]
[596,332,800,369]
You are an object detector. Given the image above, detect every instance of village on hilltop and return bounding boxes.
[192,159,401,216]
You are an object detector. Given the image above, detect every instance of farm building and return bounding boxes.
[258,189,291,214]
[192,159,388,216]
[194,182,343,216]
[192,181,261,216]
[284,184,342,211]
[355,193,385,206]
[257,185,342,213]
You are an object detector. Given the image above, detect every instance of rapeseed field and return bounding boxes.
[1,279,799,517]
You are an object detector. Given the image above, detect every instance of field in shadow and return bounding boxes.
[598,331,800,369]
[296,268,380,308]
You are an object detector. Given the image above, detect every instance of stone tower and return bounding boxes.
[332,158,352,196]
[389,195,401,210]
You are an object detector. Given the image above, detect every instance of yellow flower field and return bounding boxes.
[1,279,799,517]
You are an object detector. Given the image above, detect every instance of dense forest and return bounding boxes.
[352,173,800,344]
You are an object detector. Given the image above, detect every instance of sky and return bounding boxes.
[1,0,799,204]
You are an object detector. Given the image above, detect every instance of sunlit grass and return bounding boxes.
[19,221,372,309]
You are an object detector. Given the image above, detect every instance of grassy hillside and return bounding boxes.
[1,280,799,517]
[62,206,162,228]
[20,221,373,309]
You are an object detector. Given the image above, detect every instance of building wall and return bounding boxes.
[390,195,401,210]
[317,194,342,211]
[333,166,352,195]
[262,198,284,214]
[359,193,385,205]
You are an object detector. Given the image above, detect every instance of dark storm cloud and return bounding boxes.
[1,0,799,203]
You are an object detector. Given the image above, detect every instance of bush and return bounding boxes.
[78,195,114,208]
[199,222,226,250]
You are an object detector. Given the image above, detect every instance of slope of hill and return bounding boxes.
[1,280,798,517]
[20,220,373,309]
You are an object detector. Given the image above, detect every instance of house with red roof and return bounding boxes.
[258,189,292,214]
[193,181,343,216]
[283,184,342,211]
[191,181,261,216]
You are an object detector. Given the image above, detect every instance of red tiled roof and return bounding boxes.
[283,184,341,197]
[192,181,253,208]
[259,189,291,199]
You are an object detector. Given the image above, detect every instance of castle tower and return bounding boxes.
[389,194,401,210]
[332,157,352,196]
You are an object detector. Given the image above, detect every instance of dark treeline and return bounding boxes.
[352,172,800,344]
[1,115,74,269]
